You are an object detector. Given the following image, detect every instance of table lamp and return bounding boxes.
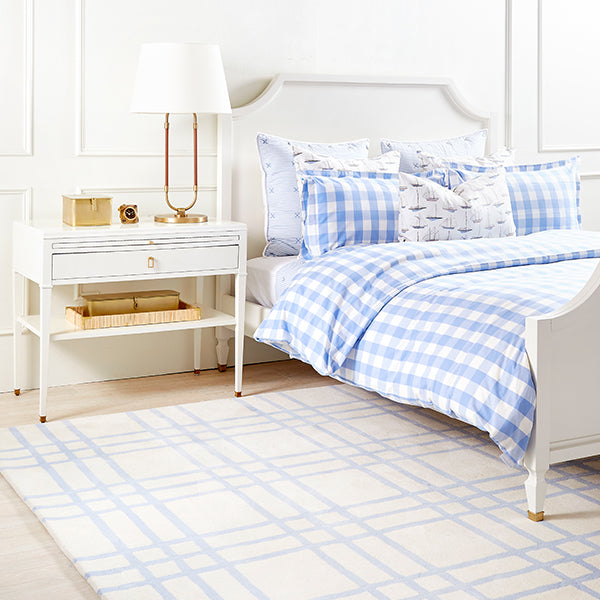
[131,43,231,223]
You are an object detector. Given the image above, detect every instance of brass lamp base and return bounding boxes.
[156,113,208,224]
[155,213,208,224]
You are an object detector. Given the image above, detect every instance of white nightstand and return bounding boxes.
[12,220,247,422]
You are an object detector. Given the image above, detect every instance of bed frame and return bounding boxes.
[216,74,600,521]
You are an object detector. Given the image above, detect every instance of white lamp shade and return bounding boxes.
[130,43,231,114]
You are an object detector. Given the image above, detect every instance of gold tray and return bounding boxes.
[65,301,201,330]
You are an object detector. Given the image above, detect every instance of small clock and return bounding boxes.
[118,204,139,224]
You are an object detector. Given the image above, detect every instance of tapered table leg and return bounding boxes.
[234,273,246,397]
[193,278,204,375]
[38,286,52,423]
[12,271,23,396]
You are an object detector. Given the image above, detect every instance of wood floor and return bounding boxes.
[0,360,337,600]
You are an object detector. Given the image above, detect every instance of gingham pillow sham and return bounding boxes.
[300,174,399,259]
[256,133,369,257]
[380,129,487,174]
[424,157,581,236]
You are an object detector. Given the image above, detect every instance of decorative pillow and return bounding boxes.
[300,174,399,259]
[257,133,369,257]
[417,147,514,172]
[380,130,487,174]
[293,148,401,175]
[398,169,515,242]
[422,157,581,236]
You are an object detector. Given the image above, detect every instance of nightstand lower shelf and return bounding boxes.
[18,306,235,341]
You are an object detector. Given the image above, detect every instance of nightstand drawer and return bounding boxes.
[52,244,239,281]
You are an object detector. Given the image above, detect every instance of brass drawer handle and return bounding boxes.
[148,256,155,268]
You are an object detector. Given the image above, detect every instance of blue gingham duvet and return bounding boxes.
[255,230,600,464]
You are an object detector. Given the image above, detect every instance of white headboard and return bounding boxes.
[219,74,495,259]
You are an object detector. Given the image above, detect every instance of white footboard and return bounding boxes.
[524,259,600,520]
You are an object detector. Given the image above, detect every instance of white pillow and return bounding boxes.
[417,147,514,171]
[398,169,516,242]
[293,148,401,174]
[257,133,369,257]
[381,130,487,173]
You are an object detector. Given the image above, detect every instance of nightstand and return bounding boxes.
[12,220,247,422]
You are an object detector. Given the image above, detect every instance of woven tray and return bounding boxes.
[65,301,201,330]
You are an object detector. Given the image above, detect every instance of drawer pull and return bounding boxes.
[148,256,155,268]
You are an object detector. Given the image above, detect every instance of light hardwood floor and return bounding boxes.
[0,360,337,600]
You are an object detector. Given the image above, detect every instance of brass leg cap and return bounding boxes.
[528,510,544,522]
[217,364,227,373]
[14,389,20,396]
[193,369,200,376]
[234,391,242,398]
[39,416,46,423]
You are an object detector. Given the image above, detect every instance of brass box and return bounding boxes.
[62,195,112,226]
[82,290,180,317]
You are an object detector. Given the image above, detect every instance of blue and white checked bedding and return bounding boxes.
[424,157,581,236]
[255,230,600,464]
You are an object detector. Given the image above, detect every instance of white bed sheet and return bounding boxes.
[246,256,305,308]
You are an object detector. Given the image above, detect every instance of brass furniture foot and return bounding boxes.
[14,389,20,396]
[528,510,544,522]
[234,391,242,397]
[217,364,227,372]
[193,369,200,375]
[39,416,46,423]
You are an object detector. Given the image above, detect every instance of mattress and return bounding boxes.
[246,256,305,308]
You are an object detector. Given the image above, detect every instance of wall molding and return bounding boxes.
[504,0,512,149]
[79,185,217,195]
[0,0,33,156]
[75,0,218,158]
[0,188,31,336]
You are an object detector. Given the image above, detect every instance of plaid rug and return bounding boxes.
[1,384,599,599]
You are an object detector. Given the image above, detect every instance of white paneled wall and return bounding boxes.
[538,0,600,152]
[0,0,32,156]
[510,0,600,229]
[7,0,598,393]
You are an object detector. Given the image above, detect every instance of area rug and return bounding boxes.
[1,385,600,600]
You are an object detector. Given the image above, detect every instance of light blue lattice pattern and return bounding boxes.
[256,229,600,464]
[2,385,600,599]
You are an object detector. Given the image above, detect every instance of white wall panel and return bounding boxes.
[0,0,32,155]
[0,189,30,332]
[510,0,600,231]
[78,0,220,156]
[78,0,506,156]
[580,176,600,232]
[539,0,600,151]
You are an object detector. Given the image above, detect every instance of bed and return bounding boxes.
[216,74,600,521]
